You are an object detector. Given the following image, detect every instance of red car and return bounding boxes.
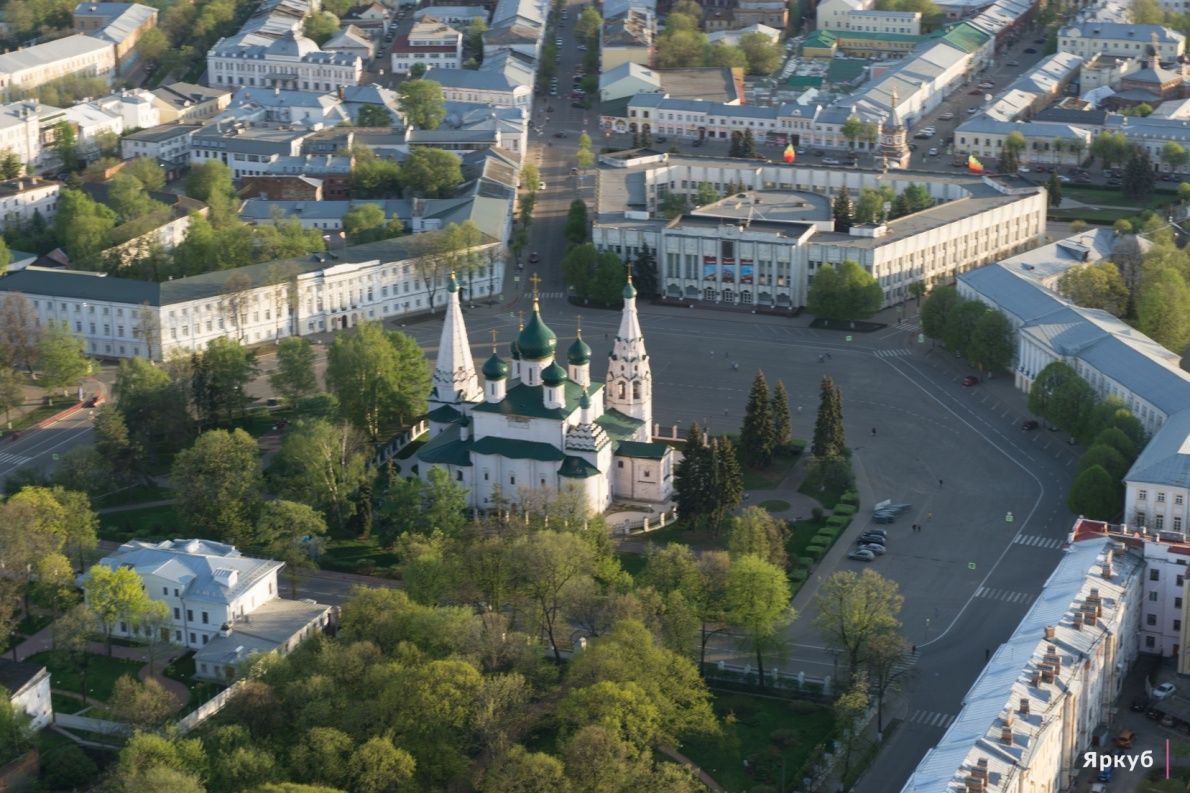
[962,375,979,386]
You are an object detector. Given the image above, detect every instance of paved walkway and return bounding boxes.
[659,746,725,792]
[15,624,191,710]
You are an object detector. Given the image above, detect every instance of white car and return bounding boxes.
[859,543,886,555]
[848,549,876,562]
[1154,682,1177,700]
[538,181,546,190]
[556,38,563,46]
[822,157,841,165]
[927,147,938,156]
[938,112,954,120]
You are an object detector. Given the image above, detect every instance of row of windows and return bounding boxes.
[1147,568,1185,583]
[1145,613,1182,631]
[1136,513,1184,532]
[1137,490,1184,505]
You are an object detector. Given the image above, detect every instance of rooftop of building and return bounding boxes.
[690,188,832,224]
[193,598,331,669]
[1060,21,1184,43]
[0,658,47,697]
[0,177,59,197]
[92,539,283,605]
[88,3,157,44]
[900,533,1143,793]
[1125,407,1190,490]
[0,34,114,74]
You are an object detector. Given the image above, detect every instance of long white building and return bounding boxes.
[0,35,116,96]
[900,531,1142,793]
[207,29,361,93]
[594,154,1047,309]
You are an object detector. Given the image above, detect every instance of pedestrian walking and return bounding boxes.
[985,648,991,661]
[939,478,944,487]
[911,645,916,655]
[927,512,933,521]
[871,427,877,436]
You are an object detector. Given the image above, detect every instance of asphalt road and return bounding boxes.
[0,408,96,485]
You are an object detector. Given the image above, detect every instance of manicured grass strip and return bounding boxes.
[27,651,144,703]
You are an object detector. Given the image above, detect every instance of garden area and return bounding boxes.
[25,651,143,704]
[682,693,835,793]
[162,652,225,716]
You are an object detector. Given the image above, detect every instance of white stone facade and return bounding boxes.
[0,178,59,230]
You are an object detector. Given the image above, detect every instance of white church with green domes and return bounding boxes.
[415,274,674,513]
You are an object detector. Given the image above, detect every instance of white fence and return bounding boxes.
[372,419,429,468]
[55,713,130,738]
[174,678,248,735]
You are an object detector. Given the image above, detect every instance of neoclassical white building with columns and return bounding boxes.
[416,274,674,512]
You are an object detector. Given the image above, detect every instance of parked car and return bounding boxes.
[1020,420,1040,431]
[570,167,579,175]
[553,131,567,138]
[927,147,938,157]
[1006,59,1020,66]
[1131,698,1149,712]
[538,181,546,191]
[859,543,886,555]
[528,252,541,263]
[1024,47,1038,53]
[873,513,896,524]
[848,549,876,562]
[967,107,979,114]
[859,531,888,543]
[938,111,955,120]
[1155,682,1178,700]
[822,157,841,165]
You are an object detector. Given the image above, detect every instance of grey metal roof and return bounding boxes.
[93,539,282,606]
[194,598,330,667]
[0,34,113,74]
[961,266,1069,324]
[1127,407,1190,488]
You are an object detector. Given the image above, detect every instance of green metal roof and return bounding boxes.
[482,352,509,380]
[825,58,868,85]
[558,455,602,478]
[615,440,670,460]
[471,436,566,462]
[595,408,644,441]
[542,362,567,386]
[826,29,923,43]
[418,424,473,466]
[802,30,837,49]
[472,381,603,420]
[567,335,592,365]
[939,22,991,54]
[786,75,824,88]
[427,404,463,423]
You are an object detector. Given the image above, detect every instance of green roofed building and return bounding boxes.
[417,278,674,513]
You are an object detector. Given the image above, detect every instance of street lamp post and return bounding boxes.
[924,617,931,644]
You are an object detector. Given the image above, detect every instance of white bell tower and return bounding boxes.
[604,272,652,442]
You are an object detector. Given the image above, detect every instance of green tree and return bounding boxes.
[739,369,774,467]
[902,184,934,212]
[708,436,744,530]
[1000,131,1025,173]
[35,321,90,400]
[725,554,794,689]
[0,149,23,179]
[941,298,987,357]
[811,376,846,458]
[269,337,319,404]
[739,31,782,74]
[108,173,162,224]
[1132,0,1165,22]
[1136,266,1190,353]
[303,11,339,44]
[1047,170,1063,206]
[833,187,853,233]
[482,745,567,792]
[0,366,21,425]
[1123,146,1156,199]
[727,506,789,569]
[124,157,166,191]
[325,322,430,441]
[256,500,328,597]
[1091,131,1130,169]
[673,423,713,527]
[632,244,659,300]
[814,569,904,681]
[835,676,871,782]
[510,530,594,663]
[53,188,116,267]
[565,200,589,247]
[113,357,194,463]
[920,285,959,340]
[356,103,394,127]
[342,202,403,243]
[1068,464,1121,519]
[349,154,402,199]
[51,121,78,172]
[659,191,690,219]
[966,309,1014,373]
[107,675,178,731]
[397,79,446,130]
[134,26,168,62]
[1056,261,1129,315]
[575,6,603,40]
[654,24,708,68]
[185,160,237,204]
[1078,443,1130,481]
[171,429,263,545]
[349,737,416,793]
[576,132,595,170]
[559,681,662,756]
[289,727,354,789]
[807,260,883,320]
[267,419,370,532]
[770,379,792,449]
[402,147,464,196]
[191,337,258,426]
[841,116,863,152]
[83,563,158,655]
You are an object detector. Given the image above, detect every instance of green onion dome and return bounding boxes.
[567,333,592,365]
[447,272,459,293]
[516,301,557,360]
[482,352,508,380]
[542,362,568,386]
[623,277,637,299]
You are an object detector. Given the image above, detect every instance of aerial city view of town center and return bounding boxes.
[2,0,1190,791]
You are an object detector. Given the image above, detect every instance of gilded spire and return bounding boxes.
[490,328,498,353]
[529,273,542,310]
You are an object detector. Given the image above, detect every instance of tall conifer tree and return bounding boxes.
[770,380,792,451]
[812,376,846,458]
[740,370,773,467]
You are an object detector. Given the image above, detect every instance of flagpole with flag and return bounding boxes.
[967,154,984,174]
[784,143,795,164]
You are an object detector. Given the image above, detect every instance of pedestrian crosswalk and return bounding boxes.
[873,349,913,359]
[909,710,957,728]
[1014,534,1065,550]
[976,586,1034,605]
[537,291,566,300]
[0,451,30,466]
[895,318,920,330]
[893,653,920,674]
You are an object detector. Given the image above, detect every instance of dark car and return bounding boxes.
[1024,47,1038,54]
[692,139,703,147]
[873,513,896,524]
[528,252,541,263]
[655,136,668,143]
[859,532,888,543]
[1020,420,1040,431]
[553,131,567,138]
[962,375,979,386]
[1131,699,1149,712]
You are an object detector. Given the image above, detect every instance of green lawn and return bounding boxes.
[786,517,830,560]
[631,521,725,552]
[95,483,173,508]
[1059,185,1174,209]
[320,537,400,576]
[1048,207,1137,224]
[6,402,68,433]
[27,651,144,703]
[682,693,834,793]
[163,651,225,716]
[758,499,791,512]
[98,504,180,542]
[51,692,87,714]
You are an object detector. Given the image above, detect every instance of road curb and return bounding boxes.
[37,401,85,429]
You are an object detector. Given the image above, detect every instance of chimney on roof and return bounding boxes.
[1040,662,1055,684]
[1044,625,1055,640]
[1073,610,1084,630]
[1103,549,1115,579]
[1018,697,1030,716]
[1000,714,1014,745]
[1031,670,1041,687]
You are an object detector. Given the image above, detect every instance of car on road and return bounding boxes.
[848,549,876,562]
[655,136,668,143]
[570,167,579,175]
[553,131,567,138]
[1130,698,1149,712]
[1006,59,1019,66]
[1020,420,1040,431]
[577,43,587,50]
[939,111,954,120]
[859,543,886,555]
[556,38,563,45]
[549,87,558,95]
[962,375,979,386]
[968,107,979,114]
[1155,682,1178,700]
[1024,47,1037,53]
[528,252,541,264]
[927,147,938,156]
[873,513,896,524]
[859,532,888,543]
[538,181,546,191]
[978,82,994,89]
[822,157,840,165]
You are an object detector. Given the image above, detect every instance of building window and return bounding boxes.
[509,475,516,485]
[1150,591,1159,601]
[1177,495,1184,506]
[202,611,209,624]
[173,607,180,619]
[163,587,169,595]
[1176,517,1183,532]
[189,632,196,644]
[174,589,179,597]
[1137,511,1147,527]
[1177,620,1183,632]
[1179,575,1185,587]
[1147,613,1158,625]
[1151,569,1161,581]
[186,609,193,621]
[1177,597,1184,609]
[1146,636,1156,648]
[175,630,182,641]
[1159,492,1167,503]
[1139,490,1148,501]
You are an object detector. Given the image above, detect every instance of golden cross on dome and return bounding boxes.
[625,262,633,284]
[517,311,525,330]
[529,272,542,299]
[490,328,498,353]
[576,314,583,336]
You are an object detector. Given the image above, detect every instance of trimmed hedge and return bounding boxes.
[789,568,809,583]
[796,556,813,570]
[805,544,826,561]
[826,515,851,529]
[840,490,859,505]
[814,530,837,545]
[832,503,857,516]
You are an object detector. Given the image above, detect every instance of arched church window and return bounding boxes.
[618,382,626,399]
[633,382,641,399]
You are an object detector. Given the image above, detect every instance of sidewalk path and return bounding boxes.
[659,746,725,792]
